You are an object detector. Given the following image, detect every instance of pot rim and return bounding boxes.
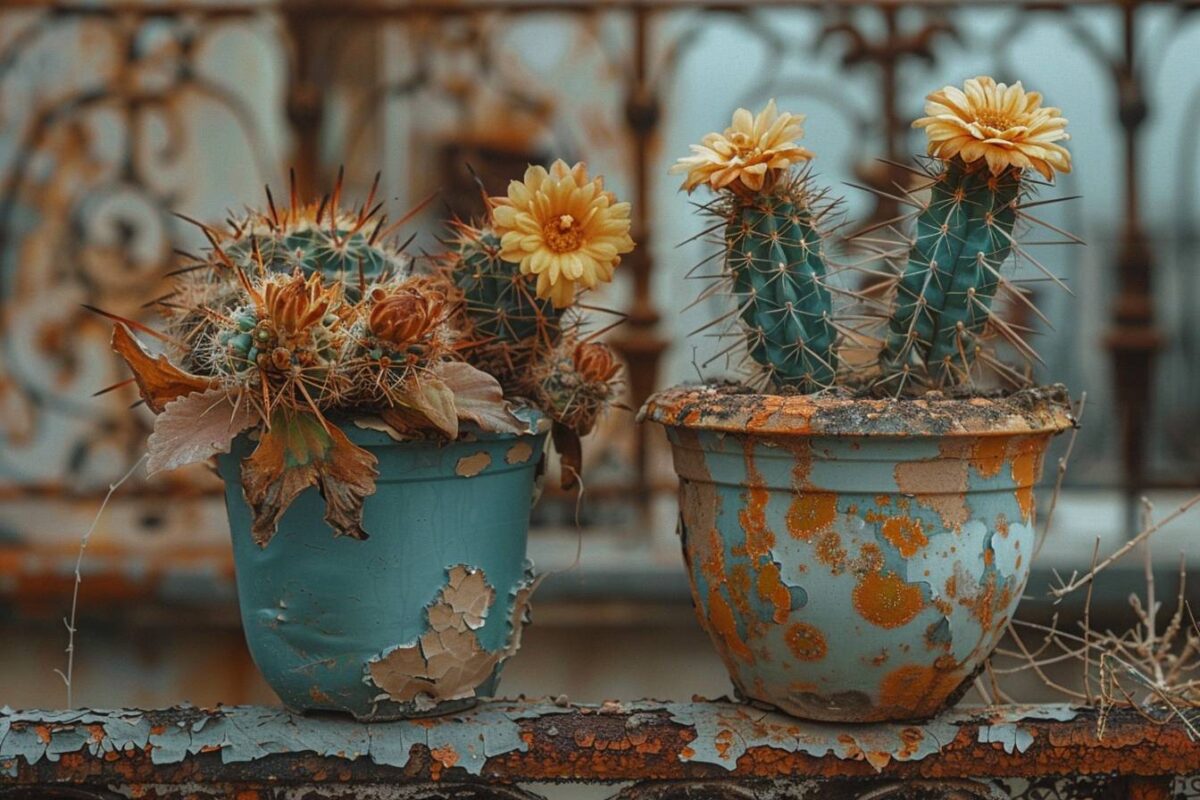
[637,383,1075,438]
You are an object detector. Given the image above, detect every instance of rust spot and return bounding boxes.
[455,451,491,477]
[814,530,847,573]
[853,572,924,629]
[308,686,333,705]
[698,527,726,584]
[875,494,892,507]
[944,574,958,599]
[505,441,534,464]
[736,443,775,559]
[786,493,838,540]
[708,586,754,664]
[430,744,459,769]
[756,560,793,624]
[970,436,1008,478]
[785,622,828,661]
[1010,436,1044,523]
[995,513,1010,537]
[881,517,928,558]
[879,662,964,717]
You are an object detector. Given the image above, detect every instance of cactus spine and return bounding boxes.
[724,184,838,392]
[880,161,1021,387]
[446,222,562,394]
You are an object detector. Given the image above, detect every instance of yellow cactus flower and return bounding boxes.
[914,75,1071,180]
[492,160,634,309]
[671,99,814,195]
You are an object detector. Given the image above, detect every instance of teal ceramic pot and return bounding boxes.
[216,413,547,721]
[640,386,1073,722]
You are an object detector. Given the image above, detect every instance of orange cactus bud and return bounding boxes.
[368,284,445,347]
[572,341,620,383]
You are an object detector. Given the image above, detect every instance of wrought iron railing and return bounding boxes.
[1,700,1197,798]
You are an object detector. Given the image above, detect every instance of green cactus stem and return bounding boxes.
[724,186,838,392]
[881,160,1022,388]
[448,223,561,392]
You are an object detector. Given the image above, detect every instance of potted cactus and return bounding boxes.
[640,82,1076,721]
[98,162,631,720]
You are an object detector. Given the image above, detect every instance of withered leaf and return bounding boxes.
[111,324,213,413]
[438,361,526,434]
[146,388,260,476]
[365,565,542,710]
[241,409,378,547]
[397,377,459,439]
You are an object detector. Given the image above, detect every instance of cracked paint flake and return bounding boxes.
[665,701,960,771]
[455,452,492,477]
[505,441,534,465]
[977,704,1079,755]
[365,565,541,711]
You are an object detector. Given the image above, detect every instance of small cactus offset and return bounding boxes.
[672,100,839,393]
[873,76,1073,393]
[443,219,562,395]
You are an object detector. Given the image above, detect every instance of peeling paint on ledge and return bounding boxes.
[0,701,575,778]
[0,701,1098,782]
[976,703,1079,754]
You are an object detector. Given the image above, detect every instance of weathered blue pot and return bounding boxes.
[217,413,547,721]
[640,386,1072,722]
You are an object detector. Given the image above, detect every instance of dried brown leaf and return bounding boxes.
[146,388,260,475]
[397,377,459,439]
[111,324,213,413]
[438,361,525,434]
[240,410,378,546]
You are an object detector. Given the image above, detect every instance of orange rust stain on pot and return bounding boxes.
[708,587,754,664]
[853,572,924,629]
[1010,436,1044,523]
[787,493,838,541]
[944,574,958,599]
[970,436,1008,478]
[881,517,928,558]
[814,530,847,574]
[698,528,726,583]
[727,563,754,618]
[879,661,964,717]
[785,622,828,661]
[737,443,775,559]
[756,560,793,624]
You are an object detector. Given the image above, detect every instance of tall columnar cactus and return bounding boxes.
[672,100,838,393]
[880,161,1020,385]
[445,221,561,394]
[724,186,838,391]
[878,76,1072,391]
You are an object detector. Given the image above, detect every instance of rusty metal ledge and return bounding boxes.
[0,701,1196,786]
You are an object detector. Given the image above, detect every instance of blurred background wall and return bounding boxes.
[1,0,1198,709]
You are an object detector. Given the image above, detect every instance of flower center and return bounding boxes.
[972,108,1017,131]
[543,214,584,253]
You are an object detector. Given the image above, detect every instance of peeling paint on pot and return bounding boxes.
[640,386,1073,722]
[216,412,548,721]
